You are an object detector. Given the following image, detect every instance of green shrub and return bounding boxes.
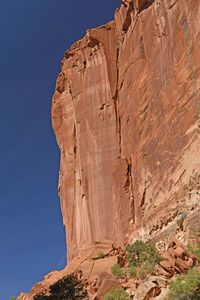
[98,252,104,258]
[126,240,146,266]
[125,240,164,279]
[34,275,88,300]
[126,240,164,266]
[128,265,137,278]
[138,261,156,279]
[104,287,130,300]
[111,264,125,279]
[168,268,200,299]
[138,266,147,280]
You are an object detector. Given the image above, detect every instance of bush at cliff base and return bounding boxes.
[168,268,200,299]
[111,264,125,278]
[33,275,88,300]
[104,287,130,300]
[125,240,164,278]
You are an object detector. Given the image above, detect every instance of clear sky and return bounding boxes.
[0,0,121,299]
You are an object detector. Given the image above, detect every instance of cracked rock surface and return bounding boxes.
[52,0,200,262]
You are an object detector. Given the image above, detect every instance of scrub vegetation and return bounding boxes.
[33,275,88,300]
[104,287,130,300]
[111,264,125,279]
[125,240,165,279]
[168,269,200,299]
[98,251,104,258]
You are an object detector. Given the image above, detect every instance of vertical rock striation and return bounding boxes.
[52,0,200,261]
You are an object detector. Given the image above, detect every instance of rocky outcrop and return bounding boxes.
[17,241,122,300]
[52,0,200,262]
[52,20,121,261]
[158,238,197,277]
[17,238,197,299]
[133,279,161,300]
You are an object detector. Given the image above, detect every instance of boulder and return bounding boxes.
[133,279,160,300]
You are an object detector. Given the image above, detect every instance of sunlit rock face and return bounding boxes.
[52,0,200,261]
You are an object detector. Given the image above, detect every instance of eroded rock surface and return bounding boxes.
[52,0,200,262]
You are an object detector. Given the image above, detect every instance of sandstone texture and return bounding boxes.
[52,0,200,262]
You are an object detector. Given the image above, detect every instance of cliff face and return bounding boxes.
[52,0,200,261]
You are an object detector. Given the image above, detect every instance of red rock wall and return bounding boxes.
[52,0,200,261]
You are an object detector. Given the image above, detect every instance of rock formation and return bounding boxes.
[18,238,198,299]
[17,1,200,298]
[52,0,200,262]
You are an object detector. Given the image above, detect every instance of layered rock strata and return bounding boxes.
[52,0,200,261]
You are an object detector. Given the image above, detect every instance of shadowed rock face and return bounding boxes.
[52,0,200,261]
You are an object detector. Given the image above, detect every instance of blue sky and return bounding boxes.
[0,0,121,299]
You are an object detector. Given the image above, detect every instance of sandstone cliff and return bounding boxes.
[17,1,200,299]
[52,0,200,262]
